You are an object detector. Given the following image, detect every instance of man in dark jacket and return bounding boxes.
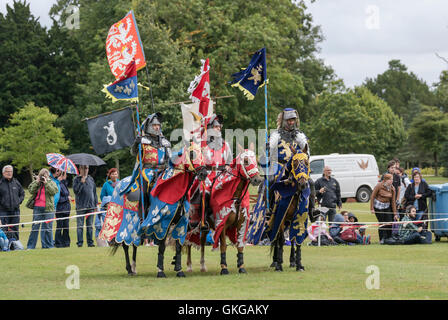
[0,165,25,240]
[73,165,98,247]
[314,166,342,222]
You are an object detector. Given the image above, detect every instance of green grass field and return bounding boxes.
[2,176,448,300]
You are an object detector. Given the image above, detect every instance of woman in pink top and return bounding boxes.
[26,168,59,249]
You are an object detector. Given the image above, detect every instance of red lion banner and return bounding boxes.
[106,10,146,78]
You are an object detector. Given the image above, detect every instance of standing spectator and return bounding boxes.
[315,166,342,222]
[26,168,59,249]
[96,168,119,245]
[73,165,98,248]
[381,160,400,207]
[371,173,398,244]
[397,167,411,215]
[404,171,432,224]
[54,171,71,248]
[0,165,25,241]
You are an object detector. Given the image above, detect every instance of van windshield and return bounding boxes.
[310,159,324,175]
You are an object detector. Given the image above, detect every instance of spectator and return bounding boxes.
[315,166,342,222]
[404,170,432,225]
[386,205,432,244]
[49,168,61,210]
[96,168,119,246]
[371,173,398,244]
[26,168,59,249]
[54,171,72,248]
[73,165,98,248]
[342,212,371,245]
[397,167,411,216]
[0,165,25,240]
[307,214,335,246]
[329,211,347,244]
[0,221,9,251]
[381,160,400,207]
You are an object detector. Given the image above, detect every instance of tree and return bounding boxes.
[0,102,69,180]
[364,60,436,126]
[304,87,406,166]
[408,105,448,176]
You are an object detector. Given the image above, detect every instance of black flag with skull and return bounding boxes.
[86,107,135,155]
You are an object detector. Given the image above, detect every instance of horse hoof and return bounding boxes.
[290,262,296,268]
[275,265,283,272]
[127,271,137,276]
[200,266,207,272]
[270,262,277,268]
[176,271,186,278]
[296,265,305,272]
[238,268,247,274]
[157,271,167,278]
[186,267,193,273]
[220,268,229,275]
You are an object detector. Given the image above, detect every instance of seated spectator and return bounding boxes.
[385,205,432,245]
[307,214,335,246]
[329,211,348,244]
[342,212,370,245]
[0,222,9,251]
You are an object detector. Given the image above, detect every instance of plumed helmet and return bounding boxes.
[277,108,299,130]
[206,114,223,130]
[142,112,163,136]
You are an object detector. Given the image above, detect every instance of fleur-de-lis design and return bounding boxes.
[114,85,124,93]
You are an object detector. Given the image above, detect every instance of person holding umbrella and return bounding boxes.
[73,165,98,247]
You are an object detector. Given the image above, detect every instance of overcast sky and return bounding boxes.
[2,0,448,88]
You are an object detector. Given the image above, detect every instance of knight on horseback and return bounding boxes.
[187,114,232,235]
[257,108,311,272]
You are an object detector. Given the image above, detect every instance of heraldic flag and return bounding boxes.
[103,60,138,103]
[106,10,146,78]
[230,48,267,100]
[86,107,135,155]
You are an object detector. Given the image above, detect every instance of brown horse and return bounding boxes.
[185,146,263,274]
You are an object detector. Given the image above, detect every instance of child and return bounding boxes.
[307,214,334,246]
[0,222,9,251]
[343,212,371,245]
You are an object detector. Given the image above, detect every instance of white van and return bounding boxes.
[309,153,379,202]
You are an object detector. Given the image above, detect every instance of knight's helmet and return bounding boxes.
[206,114,223,142]
[277,108,300,131]
[142,112,163,136]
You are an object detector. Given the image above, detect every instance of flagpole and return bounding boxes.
[134,102,146,218]
[144,66,156,114]
[264,81,270,213]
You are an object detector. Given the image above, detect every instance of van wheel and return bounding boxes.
[356,187,371,203]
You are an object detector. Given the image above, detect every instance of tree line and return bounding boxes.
[0,0,447,186]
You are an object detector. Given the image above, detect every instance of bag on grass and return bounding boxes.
[340,227,357,243]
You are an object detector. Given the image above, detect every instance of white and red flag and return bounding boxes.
[106,10,146,78]
[188,58,211,116]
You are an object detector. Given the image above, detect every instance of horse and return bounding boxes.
[137,144,207,278]
[265,149,311,272]
[185,145,263,275]
[99,175,146,276]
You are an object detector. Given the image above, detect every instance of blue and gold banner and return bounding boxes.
[230,48,267,100]
[103,60,138,103]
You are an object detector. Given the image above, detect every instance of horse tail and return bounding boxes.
[108,238,121,256]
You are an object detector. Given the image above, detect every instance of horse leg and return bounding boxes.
[237,247,246,274]
[220,231,229,275]
[156,239,167,278]
[275,232,284,272]
[123,244,135,276]
[186,245,193,272]
[295,243,305,271]
[174,240,185,277]
[131,244,137,275]
[270,241,278,268]
[200,231,207,272]
[289,243,296,268]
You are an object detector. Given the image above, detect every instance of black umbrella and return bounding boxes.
[66,153,106,166]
